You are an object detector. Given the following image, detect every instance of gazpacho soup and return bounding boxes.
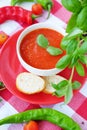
[20,28,65,69]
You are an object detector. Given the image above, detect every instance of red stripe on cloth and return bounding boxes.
[68,92,86,111]
[76,99,87,120]
[25,104,41,111]
[51,0,62,14]
[54,7,71,23]
[8,95,32,112]
[8,95,41,112]
[0,89,12,101]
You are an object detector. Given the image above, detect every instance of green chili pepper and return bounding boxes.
[36,0,53,18]
[76,6,87,31]
[61,0,82,13]
[0,108,81,130]
[11,0,34,6]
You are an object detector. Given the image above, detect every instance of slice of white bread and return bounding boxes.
[16,72,45,94]
[42,75,65,94]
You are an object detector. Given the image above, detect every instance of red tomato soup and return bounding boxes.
[20,28,65,69]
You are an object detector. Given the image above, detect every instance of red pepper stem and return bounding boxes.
[31,14,41,20]
[46,4,51,19]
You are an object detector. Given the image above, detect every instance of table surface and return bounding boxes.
[0,0,87,130]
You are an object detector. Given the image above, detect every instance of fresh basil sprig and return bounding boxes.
[52,67,81,104]
[52,79,81,104]
[56,36,86,76]
[37,0,87,104]
[37,34,63,56]
[52,0,87,104]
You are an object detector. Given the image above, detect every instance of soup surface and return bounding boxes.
[20,28,65,69]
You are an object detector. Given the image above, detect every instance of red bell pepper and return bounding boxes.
[0,6,37,27]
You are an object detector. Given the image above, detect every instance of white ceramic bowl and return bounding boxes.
[16,22,66,76]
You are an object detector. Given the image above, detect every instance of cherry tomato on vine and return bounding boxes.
[23,120,39,130]
[32,3,43,15]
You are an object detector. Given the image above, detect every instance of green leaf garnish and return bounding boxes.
[56,55,71,69]
[79,55,87,64]
[46,46,63,56]
[52,80,68,97]
[37,34,49,48]
[81,0,87,6]
[78,39,87,54]
[52,80,68,90]
[69,54,79,67]
[66,13,78,33]
[66,27,83,39]
[66,38,78,54]
[65,84,73,104]
[37,34,63,56]
[72,81,81,90]
[37,2,87,104]
[75,62,85,76]
[47,0,87,104]
[61,37,71,50]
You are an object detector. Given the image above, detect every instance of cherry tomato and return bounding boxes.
[32,3,43,15]
[23,120,39,130]
[0,32,8,45]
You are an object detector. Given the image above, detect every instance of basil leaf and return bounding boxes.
[76,6,87,31]
[66,38,78,54]
[66,13,78,33]
[52,80,68,90]
[61,0,82,13]
[54,88,66,97]
[69,54,79,67]
[56,55,71,69]
[57,80,69,89]
[53,80,68,97]
[37,34,49,48]
[46,46,63,56]
[75,62,85,76]
[66,27,83,39]
[52,83,58,90]
[65,85,73,104]
[78,39,87,54]
[79,55,87,64]
[72,81,81,90]
[61,37,71,50]
[81,0,87,7]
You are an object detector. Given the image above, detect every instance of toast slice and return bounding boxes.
[16,72,45,94]
[43,75,65,94]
